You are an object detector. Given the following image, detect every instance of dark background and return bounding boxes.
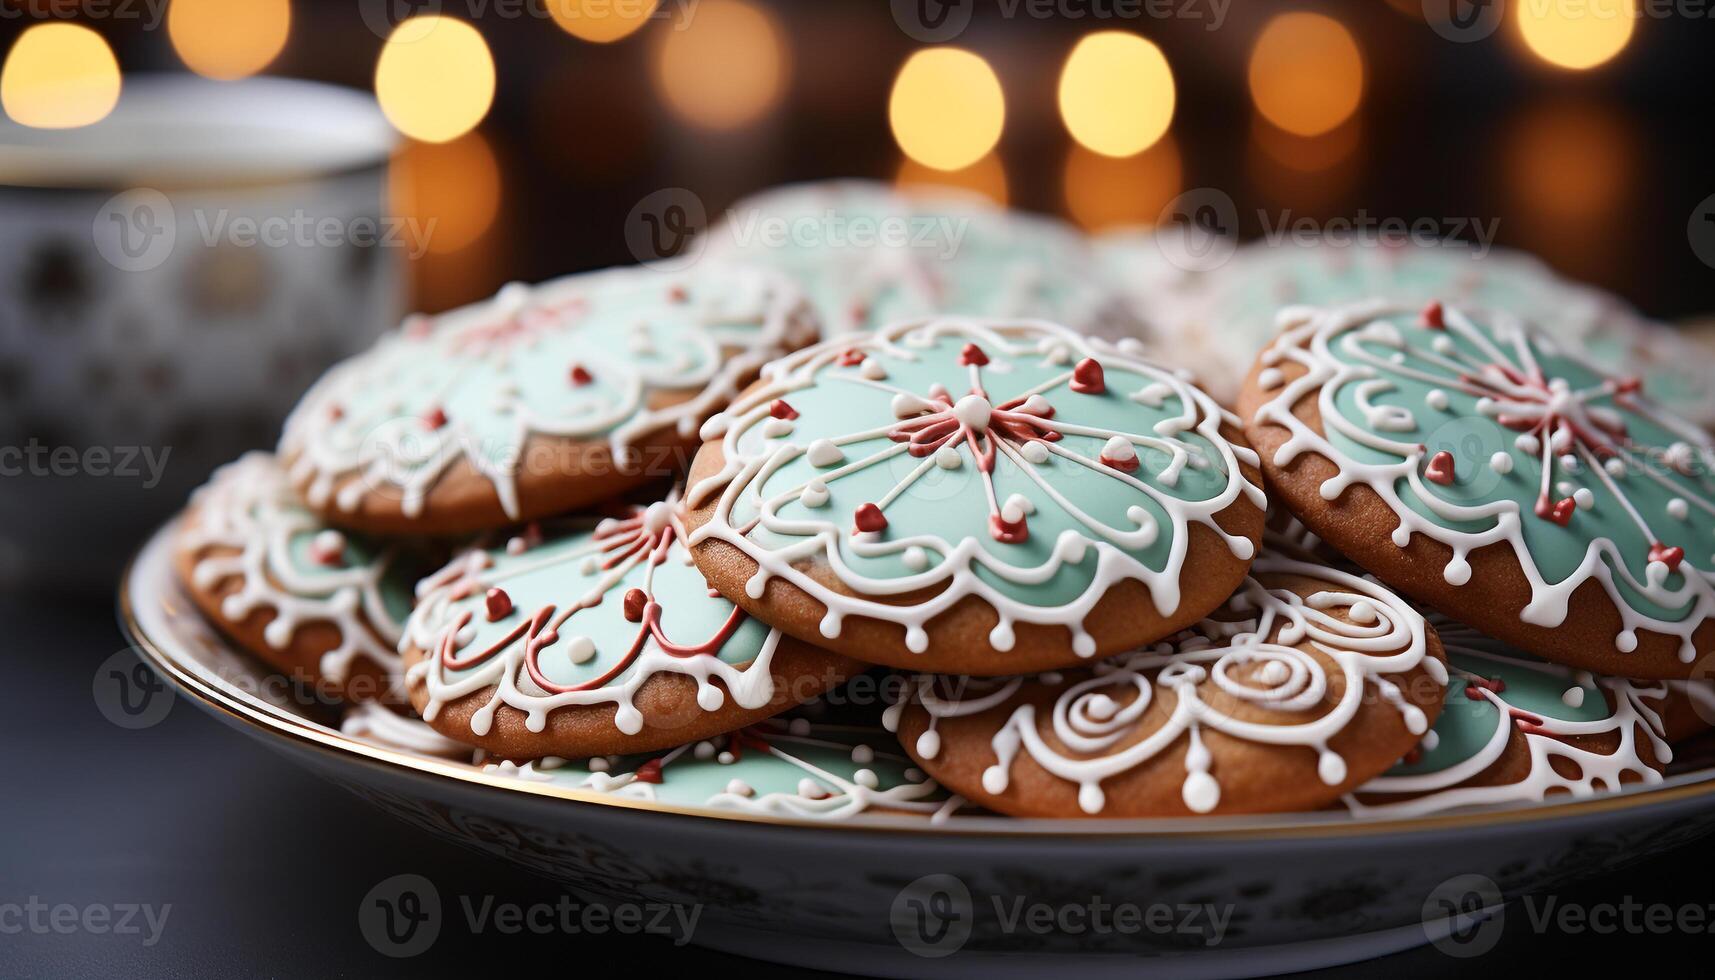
[4,0,1715,974]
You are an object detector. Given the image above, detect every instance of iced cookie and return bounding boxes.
[1241,300,1715,678]
[685,317,1266,675]
[1344,618,1709,818]
[484,708,955,820]
[174,452,433,702]
[889,553,1448,817]
[280,263,818,534]
[1130,238,1715,420]
[706,180,1139,337]
[401,498,860,759]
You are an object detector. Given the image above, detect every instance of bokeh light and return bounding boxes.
[1247,13,1364,137]
[1058,32,1175,158]
[550,0,660,43]
[389,131,502,255]
[890,48,1006,172]
[654,0,786,130]
[168,0,292,80]
[1,23,121,129]
[374,16,495,143]
[1505,100,1631,225]
[897,152,1008,206]
[1251,115,1360,173]
[1063,138,1181,232]
[1518,0,1635,69]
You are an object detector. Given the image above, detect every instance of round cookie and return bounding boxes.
[1344,618,1706,818]
[684,316,1266,675]
[1119,237,1715,421]
[706,180,1140,338]
[485,709,953,820]
[1241,300,1715,679]
[174,452,433,703]
[280,263,818,535]
[888,553,1448,817]
[401,498,861,759]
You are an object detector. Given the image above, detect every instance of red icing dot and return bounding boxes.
[837,348,865,366]
[990,513,1028,544]
[484,587,513,622]
[1648,542,1685,572]
[853,502,888,533]
[569,364,593,386]
[422,406,448,430]
[1070,358,1106,395]
[1098,451,1139,472]
[1420,301,1445,330]
[770,399,799,420]
[957,343,989,366]
[327,404,344,422]
[1614,376,1643,395]
[1536,496,1576,526]
[1424,450,1457,485]
[634,758,664,784]
[666,284,688,303]
[623,588,648,622]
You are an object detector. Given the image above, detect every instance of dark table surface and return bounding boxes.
[2,588,1708,977]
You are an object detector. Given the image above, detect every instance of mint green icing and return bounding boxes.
[726,331,1235,608]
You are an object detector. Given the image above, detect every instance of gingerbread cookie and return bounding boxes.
[280,263,818,534]
[685,317,1266,675]
[401,497,861,759]
[888,553,1448,817]
[1344,618,1703,818]
[174,452,433,702]
[487,708,954,820]
[707,181,1140,337]
[1242,300,1715,679]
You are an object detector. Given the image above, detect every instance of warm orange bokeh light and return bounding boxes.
[1058,31,1175,158]
[549,0,660,43]
[1505,101,1631,225]
[889,48,1006,172]
[169,0,292,80]
[896,153,1009,207]
[1062,138,1182,232]
[1,23,121,129]
[389,131,502,255]
[374,16,495,143]
[1518,0,1635,70]
[1248,13,1364,137]
[654,0,787,130]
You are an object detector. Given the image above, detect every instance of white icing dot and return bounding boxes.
[806,439,844,467]
[916,729,942,758]
[1562,686,1586,709]
[1574,488,1595,510]
[725,779,754,798]
[934,444,963,469]
[762,418,794,438]
[1515,433,1540,454]
[1257,368,1283,390]
[902,546,929,571]
[1317,750,1347,785]
[1616,630,1638,653]
[1668,498,1689,520]
[587,757,610,773]
[1489,452,1514,476]
[1021,441,1050,464]
[1426,388,1450,411]
[1605,458,1627,478]
[860,357,887,380]
[565,636,597,664]
[1084,693,1119,720]
[717,751,736,765]
[981,765,1009,796]
[891,392,935,418]
[1181,771,1219,813]
[1392,525,1412,548]
[953,394,992,431]
[1001,493,1032,523]
[1077,783,1105,814]
[800,480,830,509]
[851,744,875,765]
[788,718,812,736]
[694,741,717,760]
[697,685,724,711]
[1257,661,1289,685]
[854,769,879,789]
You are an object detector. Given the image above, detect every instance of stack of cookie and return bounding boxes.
[170,181,1715,821]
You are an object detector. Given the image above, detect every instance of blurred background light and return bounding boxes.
[1058,32,1175,158]
[1518,0,1635,69]
[654,0,787,130]
[389,131,503,256]
[1063,138,1182,231]
[550,0,661,43]
[1,23,122,129]
[168,0,292,81]
[889,48,1005,172]
[1247,12,1364,138]
[374,15,495,143]
[897,152,1009,206]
